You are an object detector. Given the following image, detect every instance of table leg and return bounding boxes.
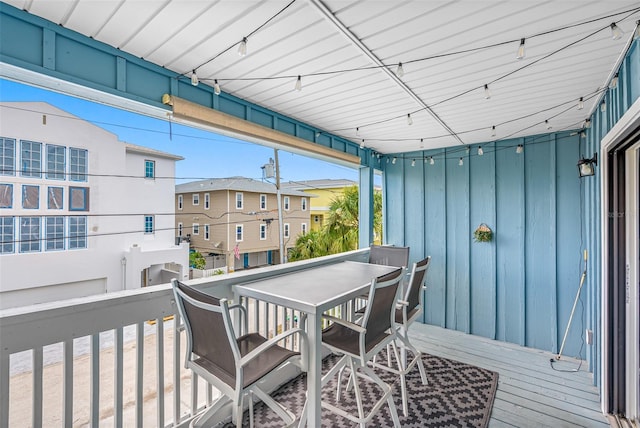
[305,314,322,427]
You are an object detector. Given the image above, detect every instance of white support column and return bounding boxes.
[359,166,374,249]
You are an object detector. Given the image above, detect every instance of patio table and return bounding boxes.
[234,260,398,427]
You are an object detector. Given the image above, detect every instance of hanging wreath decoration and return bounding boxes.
[473,223,493,243]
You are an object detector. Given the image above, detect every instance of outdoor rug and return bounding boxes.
[224,351,499,427]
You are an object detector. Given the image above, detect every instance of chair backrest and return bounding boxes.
[368,245,410,268]
[361,268,403,348]
[172,279,237,381]
[404,256,431,313]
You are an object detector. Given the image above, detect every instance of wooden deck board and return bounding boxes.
[408,323,608,428]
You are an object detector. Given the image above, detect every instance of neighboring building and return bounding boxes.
[281,179,358,231]
[175,177,311,271]
[0,102,189,309]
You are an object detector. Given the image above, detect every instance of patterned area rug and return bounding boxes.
[225,352,498,427]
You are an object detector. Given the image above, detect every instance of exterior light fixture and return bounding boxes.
[577,153,598,177]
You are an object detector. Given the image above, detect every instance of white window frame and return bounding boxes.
[178,194,183,210]
[192,223,200,235]
[284,196,290,211]
[68,216,87,250]
[284,223,290,238]
[235,224,243,242]
[45,216,65,251]
[259,223,267,240]
[144,159,155,179]
[204,224,210,240]
[260,194,267,210]
[192,194,200,206]
[204,193,210,209]
[301,197,307,211]
[0,216,15,254]
[46,144,66,180]
[69,147,88,182]
[0,138,16,177]
[236,192,243,210]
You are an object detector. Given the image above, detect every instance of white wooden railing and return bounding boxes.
[0,249,369,428]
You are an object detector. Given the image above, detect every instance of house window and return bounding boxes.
[144,215,154,234]
[22,185,39,209]
[21,140,42,178]
[45,216,65,251]
[0,216,14,254]
[284,223,290,238]
[314,215,320,223]
[48,187,63,209]
[192,194,199,205]
[235,224,243,242]
[284,196,290,211]
[301,197,307,211]
[0,184,12,208]
[69,187,89,211]
[204,193,210,209]
[178,194,183,210]
[259,223,267,240]
[178,222,183,237]
[68,216,87,249]
[0,138,15,176]
[301,223,307,234]
[192,223,200,235]
[204,224,210,240]
[236,192,243,209]
[20,216,40,253]
[69,148,88,181]
[144,160,155,179]
[260,194,267,210]
[46,144,66,180]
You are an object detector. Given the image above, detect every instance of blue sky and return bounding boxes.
[0,78,359,184]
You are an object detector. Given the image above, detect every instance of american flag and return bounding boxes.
[234,244,240,260]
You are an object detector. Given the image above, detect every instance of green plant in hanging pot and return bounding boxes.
[473,223,493,243]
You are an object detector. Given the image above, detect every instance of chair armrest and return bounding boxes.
[239,327,307,367]
[397,299,409,307]
[321,314,366,334]
[227,303,248,325]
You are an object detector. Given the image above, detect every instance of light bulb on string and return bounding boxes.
[516,38,525,59]
[459,157,464,166]
[491,125,496,137]
[407,113,413,126]
[578,97,584,110]
[600,100,606,112]
[545,120,552,130]
[238,37,248,56]
[516,144,524,154]
[396,62,404,78]
[392,157,397,164]
[635,20,640,39]
[411,159,416,167]
[609,73,619,89]
[360,139,365,149]
[585,118,591,129]
[610,23,623,40]
[214,79,221,95]
[294,75,302,91]
[356,127,360,136]
[484,84,491,99]
[420,138,424,149]
[191,70,198,86]
[429,157,435,165]
[478,146,484,156]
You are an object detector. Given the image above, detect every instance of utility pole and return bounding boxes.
[273,149,285,264]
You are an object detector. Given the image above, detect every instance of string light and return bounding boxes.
[635,20,640,39]
[459,157,464,166]
[213,79,221,95]
[581,131,587,138]
[238,37,248,56]
[516,38,526,59]
[516,144,524,154]
[407,113,413,125]
[484,84,491,99]
[295,75,302,91]
[420,138,424,148]
[411,159,416,167]
[491,125,496,137]
[392,157,397,164]
[584,118,591,128]
[356,127,360,136]
[191,70,198,86]
[600,100,606,112]
[610,23,623,40]
[478,146,484,156]
[609,73,619,89]
[545,120,552,130]
[360,139,365,149]
[424,157,428,163]
[396,62,404,78]
[429,157,435,165]
[578,97,584,110]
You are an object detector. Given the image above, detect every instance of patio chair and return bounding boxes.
[172,279,306,428]
[372,256,431,416]
[299,268,404,428]
[368,245,410,268]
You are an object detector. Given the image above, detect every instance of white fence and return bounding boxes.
[0,249,369,428]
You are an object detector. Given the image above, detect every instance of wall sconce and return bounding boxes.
[577,153,597,177]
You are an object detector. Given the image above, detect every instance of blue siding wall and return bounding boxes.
[383,132,585,357]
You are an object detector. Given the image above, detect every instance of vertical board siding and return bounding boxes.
[470,142,497,339]
[423,150,447,327]
[384,132,584,357]
[495,139,526,345]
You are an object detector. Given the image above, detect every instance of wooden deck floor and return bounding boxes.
[408,323,609,428]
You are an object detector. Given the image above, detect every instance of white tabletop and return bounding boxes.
[235,261,399,313]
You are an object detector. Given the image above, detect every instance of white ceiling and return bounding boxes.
[4,0,639,154]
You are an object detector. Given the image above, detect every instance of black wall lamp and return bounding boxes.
[577,153,598,177]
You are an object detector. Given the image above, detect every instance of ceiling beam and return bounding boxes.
[307,0,465,146]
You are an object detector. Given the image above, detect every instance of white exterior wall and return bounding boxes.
[0,102,188,309]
